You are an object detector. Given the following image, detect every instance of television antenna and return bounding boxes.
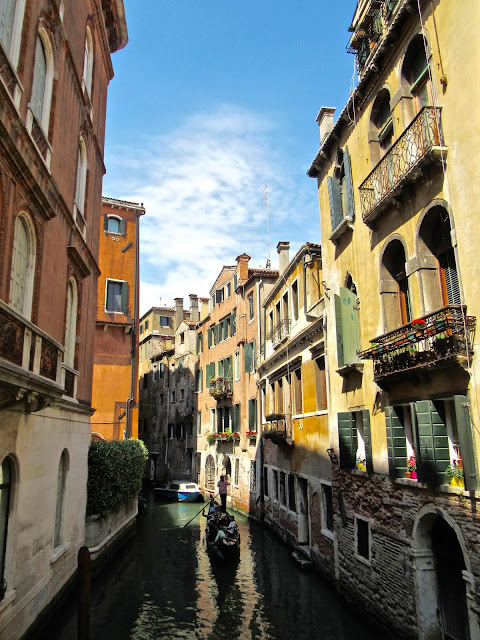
[264,185,271,269]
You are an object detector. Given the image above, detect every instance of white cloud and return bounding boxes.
[104,103,319,316]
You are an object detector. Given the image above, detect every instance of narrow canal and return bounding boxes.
[41,494,381,640]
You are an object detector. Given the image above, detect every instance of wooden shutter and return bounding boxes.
[338,412,357,469]
[327,176,343,232]
[120,218,126,235]
[415,400,450,484]
[385,406,407,477]
[334,294,345,368]
[454,395,477,491]
[225,356,232,378]
[215,289,222,303]
[244,341,252,373]
[343,147,355,220]
[121,282,129,313]
[103,215,109,231]
[252,339,257,371]
[443,248,461,305]
[249,399,256,430]
[233,273,238,290]
[234,403,240,431]
[339,287,360,366]
[232,308,237,335]
[362,410,373,473]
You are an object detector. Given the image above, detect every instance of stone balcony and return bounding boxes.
[359,107,446,226]
[267,319,291,349]
[358,305,475,388]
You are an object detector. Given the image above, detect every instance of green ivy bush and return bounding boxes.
[86,439,148,517]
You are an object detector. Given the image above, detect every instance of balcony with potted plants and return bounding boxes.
[208,376,233,400]
[358,305,476,388]
[206,431,240,446]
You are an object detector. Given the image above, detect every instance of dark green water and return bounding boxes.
[40,494,381,639]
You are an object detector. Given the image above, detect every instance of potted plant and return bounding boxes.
[445,460,464,487]
[411,318,426,338]
[246,430,258,438]
[406,455,417,479]
[356,456,366,472]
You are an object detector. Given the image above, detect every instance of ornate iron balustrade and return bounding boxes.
[267,319,291,348]
[262,415,293,443]
[209,376,233,399]
[358,305,475,385]
[359,107,445,224]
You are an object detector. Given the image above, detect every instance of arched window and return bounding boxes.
[30,30,54,132]
[74,137,87,218]
[0,457,13,595]
[82,26,93,98]
[402,34,432,112]
[418,206,460,310]
[381,239,412,331]
[10,213,35,319]
[64,279,78,369]
[370,89,393,158]
[54,451,68,548]
[104,215,122,234]
[0,0,25,68]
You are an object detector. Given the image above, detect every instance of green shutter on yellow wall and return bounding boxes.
[327,176,343,232]
[244,342,252,372]
[362,410,373,473]
[415,400,450,485]
[343,147,355,220]
[334,294,345,368]
[340,288,360,366]
[385,406,408,478]
[454,395,477,491]
[338,412,357,469]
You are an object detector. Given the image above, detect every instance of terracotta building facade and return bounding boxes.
[0,1,127,638]
[91,197,144,441]
[307,0,480,638]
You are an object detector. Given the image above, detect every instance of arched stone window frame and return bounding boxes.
[399,30,434,125]
[368,85,395,167]
[53,449,69,550]
[414,199,461,315]
[74,136,88,233]
[29,27,55,135]
[103,214,125,235]
[64,277,78,369]
[9,211,36,321]
[0,0,26,69]
[379,234,412,333]
[82,25,94,100]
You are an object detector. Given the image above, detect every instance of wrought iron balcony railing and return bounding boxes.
[358,305,475,386]
[267,319,291,348]
[359,107,445,225]
[209,376,233,399]
[262,414,293,444]
[0,300,76,405]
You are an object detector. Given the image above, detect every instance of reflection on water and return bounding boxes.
[40,495,378,640]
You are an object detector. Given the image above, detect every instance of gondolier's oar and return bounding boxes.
[183,493,218,527]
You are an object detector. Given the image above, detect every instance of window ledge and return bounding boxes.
[321,528,334,541]
[354,552,371,567]
[336,362,364,377]
[329,215,354,243]
[50,542,70,564]
[351,468,368,477]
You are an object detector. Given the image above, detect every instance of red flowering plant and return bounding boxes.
[246,430,258,437]
[406,456,417,472]
[411,319,426,327]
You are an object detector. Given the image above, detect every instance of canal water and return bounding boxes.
[41,494,380,640]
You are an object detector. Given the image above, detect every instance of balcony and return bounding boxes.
[359,107,446,226]
[358,305,475,388]
[262,414,293,445]
[209,377,233,399]
[267,319,291,348]
[0,301,72,409]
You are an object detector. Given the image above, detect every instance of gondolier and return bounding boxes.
[217,475,230,512]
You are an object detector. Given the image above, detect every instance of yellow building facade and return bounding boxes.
[308,1,480,638]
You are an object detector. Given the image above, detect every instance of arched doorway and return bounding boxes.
[222,455,232,482]
[413,507,477,640]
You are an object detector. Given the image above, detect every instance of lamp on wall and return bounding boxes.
[327,448,338,464]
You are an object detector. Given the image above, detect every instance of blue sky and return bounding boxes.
[103,1,357,315]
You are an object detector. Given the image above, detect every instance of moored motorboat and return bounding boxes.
[154,480,203,502]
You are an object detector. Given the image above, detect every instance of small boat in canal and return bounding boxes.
[204,498,240,561]
[154,480,203,502]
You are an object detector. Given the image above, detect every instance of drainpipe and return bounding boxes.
[125,206,144,439]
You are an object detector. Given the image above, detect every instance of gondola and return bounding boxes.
[204,498,240,561]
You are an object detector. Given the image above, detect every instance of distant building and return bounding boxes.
[308,0,480,638]
[0,2,127,638]
[91,197,145,441]
[196,253,278,513]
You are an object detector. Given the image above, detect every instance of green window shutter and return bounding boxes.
[340,287,360,365]
[362,410,373,474]
[244,342,252,372]
[444,248,461,305]
[338,412,357,469]
[234,273,238,290]
[103,214,108,231]
[454,395,477,491]
[121,282,129,313]
[327,176,343,232]
[249,399,256,430]
[232,309,237,335]
[234,404,240,431]
[343,147,355,220]
[120,218,126,235]
[385,406,408,478]
[334,294,345,368]
[252,339,257,371]
[415,400,450,485]
[215,289,222,303]
[208,328,212,348]
[218,359,224,377]
[225,356,232,378]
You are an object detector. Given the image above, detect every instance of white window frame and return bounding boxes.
[0,0,25,70]
[28,29,54,134]
[74,137,88,231]
[81,26,93,99]
[9,212,36,320]
[64,278,78,369]
[105,278,126,314]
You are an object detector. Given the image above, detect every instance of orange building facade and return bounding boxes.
[91,197,145,441]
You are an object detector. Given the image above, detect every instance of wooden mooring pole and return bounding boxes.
[77,546,91,640]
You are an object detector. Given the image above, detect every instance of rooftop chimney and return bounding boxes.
[316,107,336,145]
[174,297,183,330]
[235,253,250,284]
[189,294,199,322]
[277,241,290,276]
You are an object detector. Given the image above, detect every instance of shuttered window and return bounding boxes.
[327,147,355,234]
[334,288,361,368]
[233,403,241,431]
[328,176,343,233]
[249,399,256,430]
[385,406,408,478]
[106,280,128,313]
[415,400,450,484]
[454,395,477,491]
[439,247,461,305]
[244,342,252,373]
[338,410,372,471]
